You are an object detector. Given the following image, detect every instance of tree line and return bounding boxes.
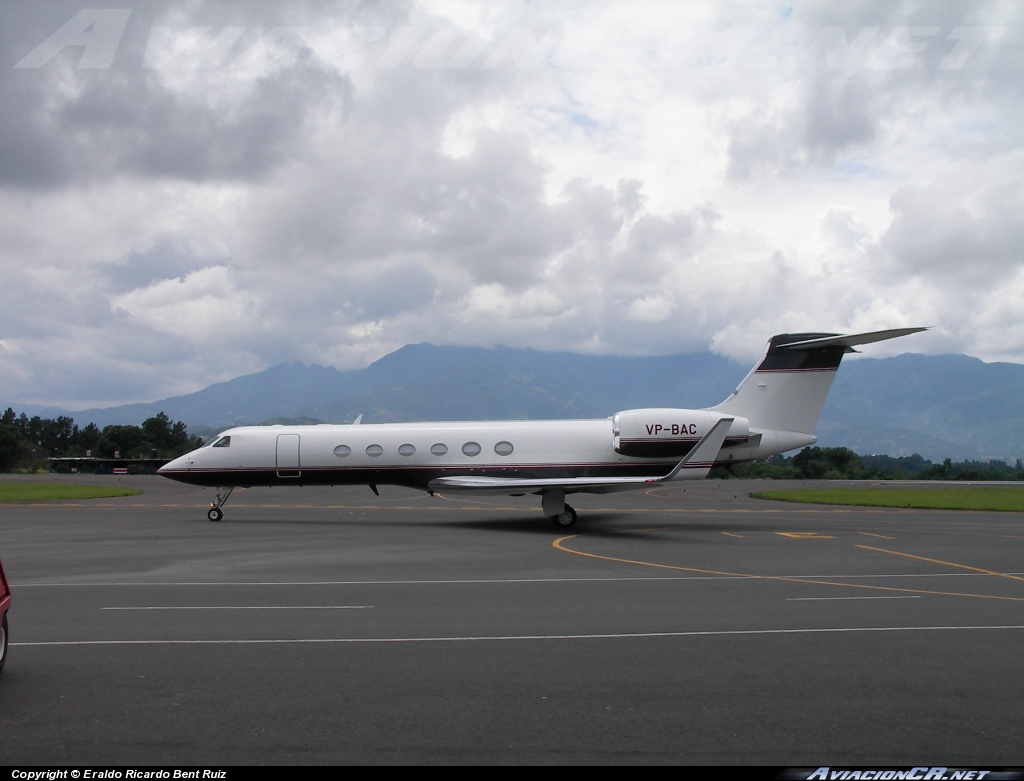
[0,409,203,472]
[717,447,1024,481]
[2,409,1022,480]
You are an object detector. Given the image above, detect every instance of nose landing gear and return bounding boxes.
[208,487,234,522]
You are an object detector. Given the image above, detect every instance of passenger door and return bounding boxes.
[276,433,301,478]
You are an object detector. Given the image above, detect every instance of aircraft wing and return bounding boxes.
[429,417,733,496]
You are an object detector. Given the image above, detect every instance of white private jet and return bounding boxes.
[158,328,925,527]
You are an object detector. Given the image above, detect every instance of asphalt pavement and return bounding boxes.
[0,475,1021,765]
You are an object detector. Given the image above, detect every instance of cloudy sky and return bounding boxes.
[1,1,1021,408]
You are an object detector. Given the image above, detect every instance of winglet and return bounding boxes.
[657,417,733,482]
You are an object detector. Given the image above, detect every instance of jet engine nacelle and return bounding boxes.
[612,408,749,458]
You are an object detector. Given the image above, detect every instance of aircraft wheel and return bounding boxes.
[0,613,8,674]
[552,504,577,529]
[208,507,224,522]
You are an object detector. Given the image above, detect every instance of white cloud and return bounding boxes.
[111,265,256,339]
[1,0,1022,407]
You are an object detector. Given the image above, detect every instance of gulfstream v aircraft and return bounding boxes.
[158,328,925,527]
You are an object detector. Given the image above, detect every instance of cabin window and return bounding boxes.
[430,443,448,456]
[366,444,383,457]
[398,444,416,456]
[334,445,351,457]
[212,436,231,448]
[494,441,514,456]
[462,441,481,457]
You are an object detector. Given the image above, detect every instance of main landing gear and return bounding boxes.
[542,489,577,529]
[551,504,577,529]
[208,487,234,522]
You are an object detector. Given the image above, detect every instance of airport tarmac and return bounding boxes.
[0,474,1022,765]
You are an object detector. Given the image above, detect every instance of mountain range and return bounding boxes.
[8,345,1024,463]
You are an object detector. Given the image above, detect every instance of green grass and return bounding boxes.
[751,487,1024,512]
[0,483,142,502]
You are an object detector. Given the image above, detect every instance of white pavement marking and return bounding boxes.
[102,605,373,610]
[13,624,1024,647]
[16,571,1024,587]
[787,596,922,601]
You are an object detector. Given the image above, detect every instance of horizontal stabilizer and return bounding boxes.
[783,327,928,351]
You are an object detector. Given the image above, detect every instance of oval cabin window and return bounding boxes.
[462,441,481,457]
[430,443,448,456]
[334,445,351,457]
[366,444,383,457]
[494,441,514,456]
[398,444,416,456]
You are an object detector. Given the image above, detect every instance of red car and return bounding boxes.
[0,557,9,673]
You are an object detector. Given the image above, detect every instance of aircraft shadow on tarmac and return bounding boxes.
[172,509,771,537]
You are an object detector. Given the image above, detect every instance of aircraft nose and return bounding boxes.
[158,454,191,474]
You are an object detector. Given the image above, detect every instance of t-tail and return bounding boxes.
[709,328,927,455]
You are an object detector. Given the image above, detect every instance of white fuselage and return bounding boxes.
[157,413,808,490]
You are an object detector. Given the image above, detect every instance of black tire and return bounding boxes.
[208,507,223,522]
[0,612,8,674]
[552,504,577,529]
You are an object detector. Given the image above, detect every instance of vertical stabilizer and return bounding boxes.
[709,328,926,434]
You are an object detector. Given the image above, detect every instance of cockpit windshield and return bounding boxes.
[202,435,231,448]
